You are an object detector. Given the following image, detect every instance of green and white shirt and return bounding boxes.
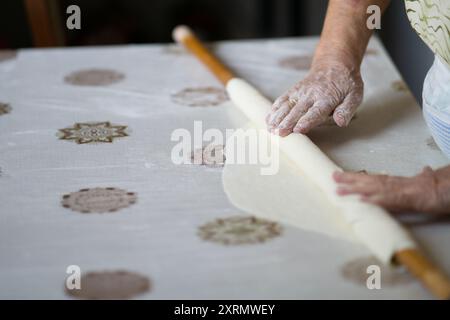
[405,0,450,67]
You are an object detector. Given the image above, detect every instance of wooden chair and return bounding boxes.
[24,0,65,47]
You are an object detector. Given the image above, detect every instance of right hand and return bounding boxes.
[266,60,364,136]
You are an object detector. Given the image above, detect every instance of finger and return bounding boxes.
[271,94,288,111]
[266,96,284,124]
[267,95,289,125]
[269,95,290,119]
[361,194,382,206]
[267,104,291,129]
[359,177,413,213]
[337,182,379,196]
[276,99,313,137]
[333,171,371,183]
[294,102,335,134]
[333,90,363,127]
[335,172,389,196]
[334,171,359,183]
[268,94,296,126]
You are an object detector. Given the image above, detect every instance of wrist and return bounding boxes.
[311,47,361,75]
[412,167,444,214]
[433,170,450,214]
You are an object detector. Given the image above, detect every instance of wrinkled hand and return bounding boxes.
[333,167,450,215]
[266,61,364,136]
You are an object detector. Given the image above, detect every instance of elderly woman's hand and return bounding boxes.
[266,59,364,137]
[265,0,393,137]
[333,166,450,215]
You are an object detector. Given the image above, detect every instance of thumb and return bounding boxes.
[333,90,363,127]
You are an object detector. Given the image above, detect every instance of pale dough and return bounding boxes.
[224,78,416,263]
[223,128,356,243]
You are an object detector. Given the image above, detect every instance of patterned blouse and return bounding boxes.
[405,0,450,67]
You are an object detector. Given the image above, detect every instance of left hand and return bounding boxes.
[333,167,450,215]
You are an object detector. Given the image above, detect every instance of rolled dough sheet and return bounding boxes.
[224,78,416,264]
[223,128,356,243]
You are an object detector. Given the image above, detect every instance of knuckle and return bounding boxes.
[280,116,298,129]
[272,98,284,109]
[308,106,329,120]
[275,111,288,123]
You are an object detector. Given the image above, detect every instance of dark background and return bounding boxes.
[0,0,433,103]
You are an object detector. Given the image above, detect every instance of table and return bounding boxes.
[0,37,449,299]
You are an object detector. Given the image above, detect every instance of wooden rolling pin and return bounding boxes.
[172,25,450,299]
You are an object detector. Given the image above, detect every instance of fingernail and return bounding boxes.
[333,112,345,125]
[297,125,308,133]
[278,128,289,137]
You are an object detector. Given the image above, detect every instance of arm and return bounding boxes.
[267,0,391,136]
[334,165,450,215]
[315,0,390,71]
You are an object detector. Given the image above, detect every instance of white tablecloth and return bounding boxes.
[0,37,449,299]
